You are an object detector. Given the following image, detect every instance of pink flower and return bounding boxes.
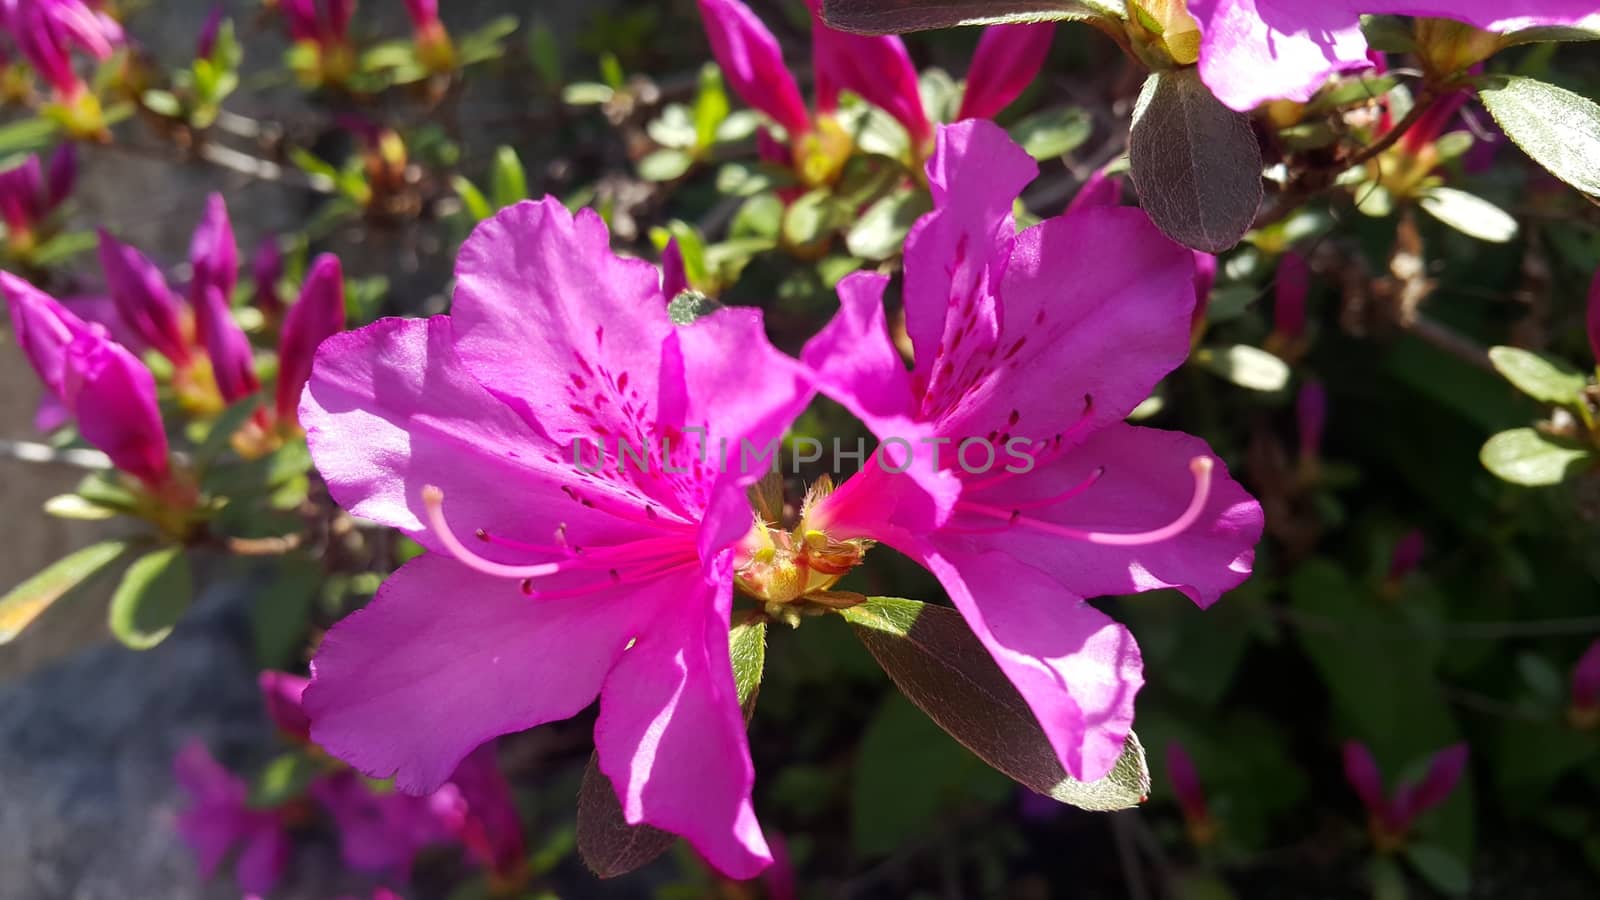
[173,741,291,896]
[280,0,353,46]
[1065,169,1123,216]
[448,744,527,879]
[196,4,223,59]
[275,253,344,426]
[96,229,193,367]
[697,0,810,138]
[801,121,1263,781]
[188,193,239,309]
[187,196,258,404]
[2,0,121,98]
[298,198,814,878]
[401,0,438,30]
[957,23,1054,121]
[661,236,689,299]
[311,770,463,879]
[1189,1,1599,111]
[1343,741,1468,845]
[3,273,171,486]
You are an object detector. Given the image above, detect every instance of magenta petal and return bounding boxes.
[594,569,771,878]
[451,199,672,442]
[305,554,649,793]
[173,741,251,877]
[916,544,1144,782]
[959,424,1262,609]
[1064,169,1123,215]
[812,22,929,146]
[312,770,454,877]
[233,821,291,896]
[301,316,643,552]
[801,272,961,524]
[188,193,239,306]
[1573,638,1600,710]
[1360,1,1600,31]
[61,330,171,487]
[96,229,191,367]
[1,271,89,397]
[196,284,259,404]
[957,24,1055,121]
[449,744,527,876]
[903,120,1036,384]
[697,0,811,137]
[258,671,312,742]
[1189,0,1371,111]
[1586,268,1600,366]
[936,205,1197,441]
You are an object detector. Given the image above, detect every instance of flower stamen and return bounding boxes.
[958,457,1214,547]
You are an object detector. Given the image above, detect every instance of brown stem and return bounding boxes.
[1345,89,1436,169]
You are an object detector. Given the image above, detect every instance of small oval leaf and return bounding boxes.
[1129,69,1264,253]
[1487,346,1588,405]
[1419,188,1518,244]
[841,597,1150,811]
[108,545,194,650]
[821,0,1116,34]
[1480,427,1594,486]
[1477,75,1600,198]
[1195,344,1291,393]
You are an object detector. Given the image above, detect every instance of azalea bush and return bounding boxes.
[2,0,1600,897]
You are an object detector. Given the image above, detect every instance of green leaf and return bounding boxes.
[783,189,851,251]
[28,230,98,266]
[452,175,494,222]
[1360,15,1416,53]
[646,104,698,150]
[141,89,183,117]
[693,63,730,151]
[1419,188,1518,243]
[845,190,932,261]
[1406,844,1471,896]
[248,752,321,808]
[1194,344,1291,393]
[1479,427,1594,486]
[562,82,614,106]
[0,540,135,644]
[0,117,60,156]
[637,148,694,182]
[820,0,1118,33]
[108,545,193,650]
[730,619,766,721]
[1009,106,1093,160]
[490,146,528,209]
[251,562,321,668]
[42,494,118,521]
[1477,75,1600,198]
[1129,69,1264,253]
[1486,346,1588,405]
[194,395,262,472]
[528,21,563,88]
[840,597,1151,811]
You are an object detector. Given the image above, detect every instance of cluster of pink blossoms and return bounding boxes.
[175,672,524,896]
[296,119,1265,877]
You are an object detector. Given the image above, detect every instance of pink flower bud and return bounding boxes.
[1165,742,1209,826]
[1392,744,1467,827]
[1587,267,1600,367]
[1399,89,1473,157]
[252,237,285,320]
[697,0,810,139]
[402,0,438,30]
[97,229,193,367]
[1274,251,1309,342]
[275,254,344,424]
[1388,530,1425,582]
[0,153,46,233]
[281,0,322,43]
[188,193,239,308]
[1065,169,1122,215]
[11,4,85,98]
[957,24,1055,121]
[661,238,688,299]
[258,671,312,742]
[197,283,259,404]
[1341,740,1390,825]
[1,270,90,396]
[1297,380,1326,463]
[61,328,171,487]
[197,4,224,59]
[1571,638,1600,712]
[811,15,930,148]
[449,745,527,878]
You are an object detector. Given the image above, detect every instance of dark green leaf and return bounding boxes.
[1129,69,1263,253]
[108,545,193,650]
[193,395,262,472]
[840,597,1150,811]
[251,562,322,668]
[1477,75,1600,198]
[845,190,931,261]
[1486,346,1588,405]
[1479,428,1594,486]
[528,21,563,88]
[821,0,1117,34]
[0,540,135,645]
[1406,844,1471,896]
[730,618,766,721]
